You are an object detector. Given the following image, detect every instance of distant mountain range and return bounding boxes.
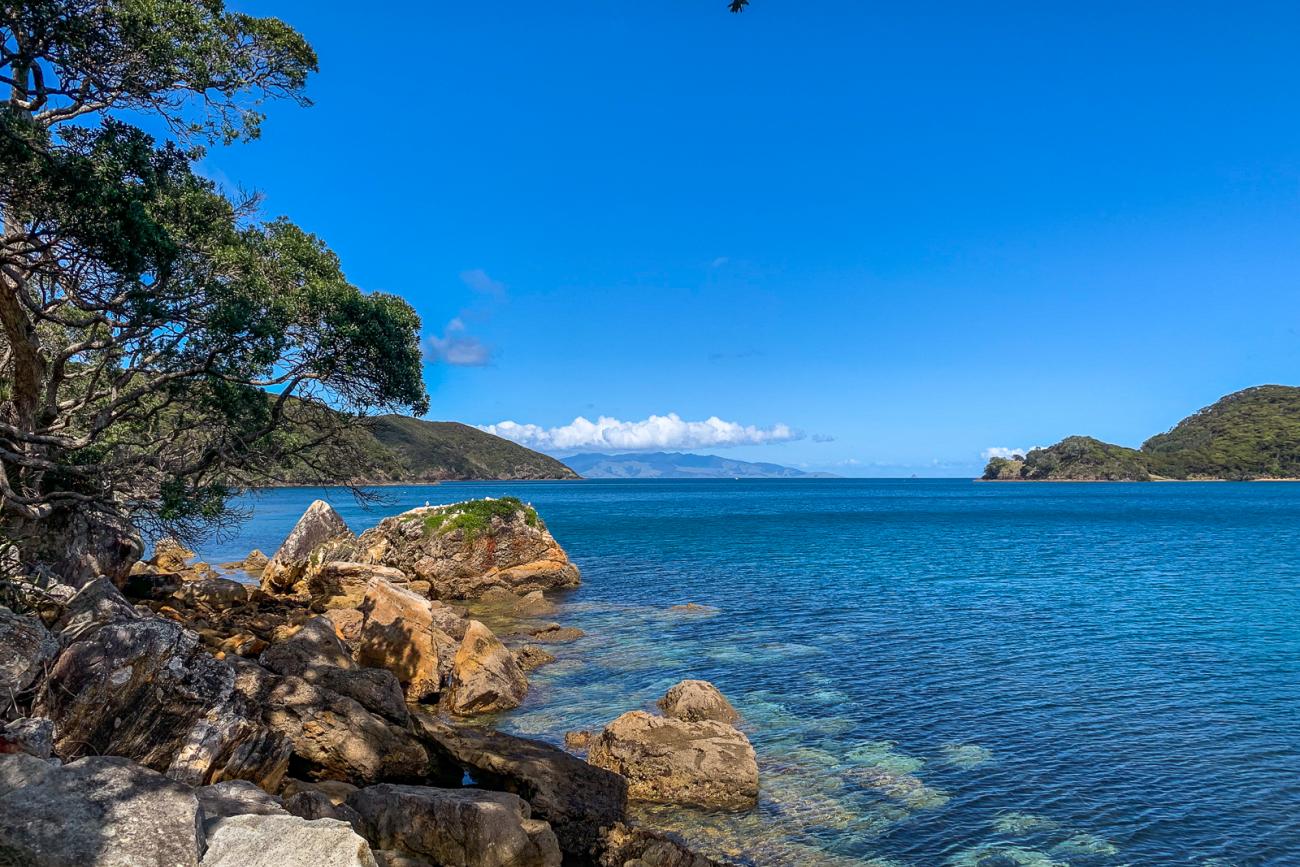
[562,451,837,479]
[984,385,1300,481]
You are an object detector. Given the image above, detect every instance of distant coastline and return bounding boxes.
[983,385,1300,483]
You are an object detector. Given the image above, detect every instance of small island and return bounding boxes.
[983,385,1300,481]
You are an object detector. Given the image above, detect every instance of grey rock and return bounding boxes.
[1,716,55,758]
[0,754,204,866]
[196,779,286,831]
[284,789,365,831]
[177,577,248,609]
[0,604,59,695]
[262,616,356,671]
[36,583,292,788]
[200,813,377,867]
[348,783,561,867]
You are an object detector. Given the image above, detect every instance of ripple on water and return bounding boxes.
[949,844,1068,867]
[990,812,1060,835]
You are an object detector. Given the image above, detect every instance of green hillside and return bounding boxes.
[986,436,1151,481]
[272,413,578,484]
[983,385,1300,481]
[368,416,579,481]
[1141,386,1300,480]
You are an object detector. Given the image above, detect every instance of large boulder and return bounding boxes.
[348,784,561,867]
[260,621,409,725]
[177,577,249,610]
[0,604,58,696]
[448,619,529,716]
[262,500,354,593]
[36,580,293,789]
[0,754,205,866]
[356,579,458,702]
[195,779,286,832]
[412,712,627,861]
[308,561,409,608]
[656,680,739,725]
[201,814,377,867]
[586,712,758,810]
[232,661,436,787]
[354,499,580,600]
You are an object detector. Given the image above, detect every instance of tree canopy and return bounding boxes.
[1,0,428,582]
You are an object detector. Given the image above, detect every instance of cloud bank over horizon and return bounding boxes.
[479,413,802,453]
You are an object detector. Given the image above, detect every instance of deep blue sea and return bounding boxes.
[196,479,1300,867]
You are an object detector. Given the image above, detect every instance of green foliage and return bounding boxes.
[981,456,1024,481]
[1021,437,1150,481]
[1141,385,1300,480]
[0,0,427,556]
[985,386,1300,482]
[420,497,540,542]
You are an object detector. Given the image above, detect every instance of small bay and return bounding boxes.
[199,478,1300,866]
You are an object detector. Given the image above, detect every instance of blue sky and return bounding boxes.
[216,1,1300,475]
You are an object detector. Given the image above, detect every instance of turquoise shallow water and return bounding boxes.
[198,479,1300,866]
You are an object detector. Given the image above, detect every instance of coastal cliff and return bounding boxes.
[984,385,1300,481]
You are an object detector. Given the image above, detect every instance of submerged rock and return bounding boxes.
[0,754,205,867]
[262,501,354,593]
[524,623,585,644]
[448,619,529,716]
[515,644,556,671]
[587,711,758,810]
[353,499,580,600]
[348,783,561,867]
[597,823,730,867]
[201,813,378,867]
[657,680,739,725]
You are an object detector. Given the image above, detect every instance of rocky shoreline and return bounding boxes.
[0,497,758,867]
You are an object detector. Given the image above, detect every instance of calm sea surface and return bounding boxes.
[197,479,1300,866]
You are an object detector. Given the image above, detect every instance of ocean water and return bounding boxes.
[196,479,1300,866]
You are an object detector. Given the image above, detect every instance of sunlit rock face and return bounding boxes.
[353,499,580,600]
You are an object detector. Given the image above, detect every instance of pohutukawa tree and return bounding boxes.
[0,1,428,585]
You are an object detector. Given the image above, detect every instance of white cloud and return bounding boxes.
[425,318,491,366]
[460,268,506,297]
[981,446,1042,461]
[479,413,802,453]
